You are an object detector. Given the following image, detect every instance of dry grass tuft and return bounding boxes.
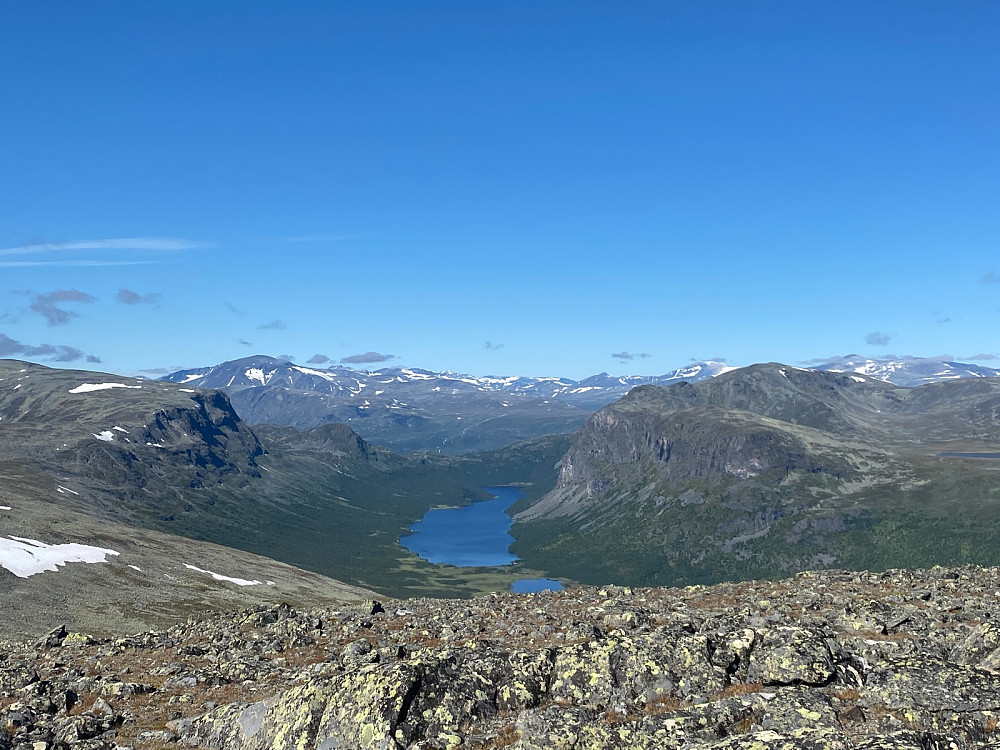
[643,692,683,716]
[473,722,520,748]
[718,682,765,698]
[832,687,860,702]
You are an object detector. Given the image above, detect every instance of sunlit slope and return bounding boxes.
[0,360,565,605]
[513,364,1000,586]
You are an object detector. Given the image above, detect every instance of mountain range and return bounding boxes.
[5,353,1000,640]
[161,354,1000,453]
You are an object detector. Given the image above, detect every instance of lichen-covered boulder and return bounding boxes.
[859,655,1000,712]
[669,634,727,699]
[177,661,423,749]
[711,628,757,682]
[704,727,850,750]
[549,639,622,707]
[952,620,1000,670]
[514,705,600,750]
[747,627,838,686]
[852,730,965,749]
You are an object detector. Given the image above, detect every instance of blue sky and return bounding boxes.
[1,1,997,379]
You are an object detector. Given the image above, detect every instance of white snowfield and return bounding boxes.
[69,383,143,394]
[0,536,120,578]
[183,563,262,586]
[0,506,11,511]
[93,431,115,442]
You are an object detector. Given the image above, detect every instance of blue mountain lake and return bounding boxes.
[400,486,563,592]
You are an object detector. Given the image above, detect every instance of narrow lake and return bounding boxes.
[401,486,523,567]
[400,486,564,592]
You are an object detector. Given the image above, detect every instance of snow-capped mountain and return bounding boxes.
[163,357,734,410]
[161,355,998,453]
[813,355,1000,387]
[160,357,734,452]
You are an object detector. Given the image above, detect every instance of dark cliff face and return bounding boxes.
[0,362,262,477]
[0,362,268,529]
[556,406,821,488]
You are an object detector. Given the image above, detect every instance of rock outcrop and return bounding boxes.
[6,566,1000,748]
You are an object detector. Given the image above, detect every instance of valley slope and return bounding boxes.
[0,360,564,639]
[513,364,1000,586]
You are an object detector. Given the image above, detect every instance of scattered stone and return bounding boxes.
[6,566,1000,747]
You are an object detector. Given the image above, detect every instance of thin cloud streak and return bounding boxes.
[0,260,158,267]
[0,237,211,256]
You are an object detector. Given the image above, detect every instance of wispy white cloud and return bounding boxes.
[0,237,211,256]
[0,260,158,267]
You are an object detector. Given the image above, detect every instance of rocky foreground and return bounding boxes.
[6,567,1000,749]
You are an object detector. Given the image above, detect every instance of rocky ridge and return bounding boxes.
[6,566,1000,749]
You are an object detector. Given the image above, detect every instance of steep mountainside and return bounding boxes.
[0,459,373,640]
[513,364,1000,587]
[0,363,374,638]
[0,360,560,622]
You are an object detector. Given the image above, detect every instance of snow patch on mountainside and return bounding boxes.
[183,563,261,587]
[0,536,120,578]
[69,383,143,394]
